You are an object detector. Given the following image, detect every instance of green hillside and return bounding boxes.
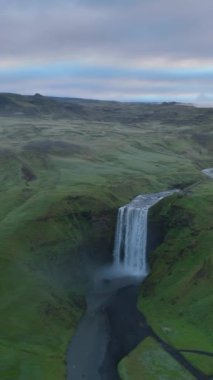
[120,180,213,379]
[0,94,212,379]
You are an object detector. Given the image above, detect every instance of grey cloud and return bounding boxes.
[1,0,213,63]
[0,0,213,104]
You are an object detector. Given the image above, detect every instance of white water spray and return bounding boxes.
[113,190,179,277]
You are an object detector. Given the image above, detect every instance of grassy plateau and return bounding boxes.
[0,93,212,379]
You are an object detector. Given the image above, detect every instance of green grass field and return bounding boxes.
[118,337,196,380]
[0,94,212,379]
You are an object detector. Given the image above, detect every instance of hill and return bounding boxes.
[0,93,212,379]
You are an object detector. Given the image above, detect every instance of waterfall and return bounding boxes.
[113,190,179,277]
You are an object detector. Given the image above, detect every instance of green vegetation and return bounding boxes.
[181,352,213,375]
[137,180,213,375]
[0,93,212,379]
[118,337,196,380]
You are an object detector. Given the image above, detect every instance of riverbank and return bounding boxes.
[68,275,210,380]
[67,273,143,380]
[67,180,213,380]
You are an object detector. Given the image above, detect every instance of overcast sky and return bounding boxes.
[1,0,213,104]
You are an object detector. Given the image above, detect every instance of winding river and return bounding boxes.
[67,187,211,380]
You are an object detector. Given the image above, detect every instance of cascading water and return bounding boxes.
[113,190,179,277]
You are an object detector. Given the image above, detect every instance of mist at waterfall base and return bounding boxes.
[68,189,179,380]
[97,189,179,283]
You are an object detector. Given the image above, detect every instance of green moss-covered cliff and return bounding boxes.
[119,179,213,379]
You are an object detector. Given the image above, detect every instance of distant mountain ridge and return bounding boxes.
[1,92,213,125]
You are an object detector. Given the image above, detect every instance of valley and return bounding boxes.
[0,93,212,379]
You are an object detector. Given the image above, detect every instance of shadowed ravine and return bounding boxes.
[67,189,212,380]
[67,278,211,380]
[67,274,139,380]
[103,285,211,380]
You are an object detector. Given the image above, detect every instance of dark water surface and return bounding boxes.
[67,271,143,380]
[67,269,210,380]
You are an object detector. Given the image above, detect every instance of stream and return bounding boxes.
[67,272,141,380]
[67,271,210,380]
[67,188,212,380]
